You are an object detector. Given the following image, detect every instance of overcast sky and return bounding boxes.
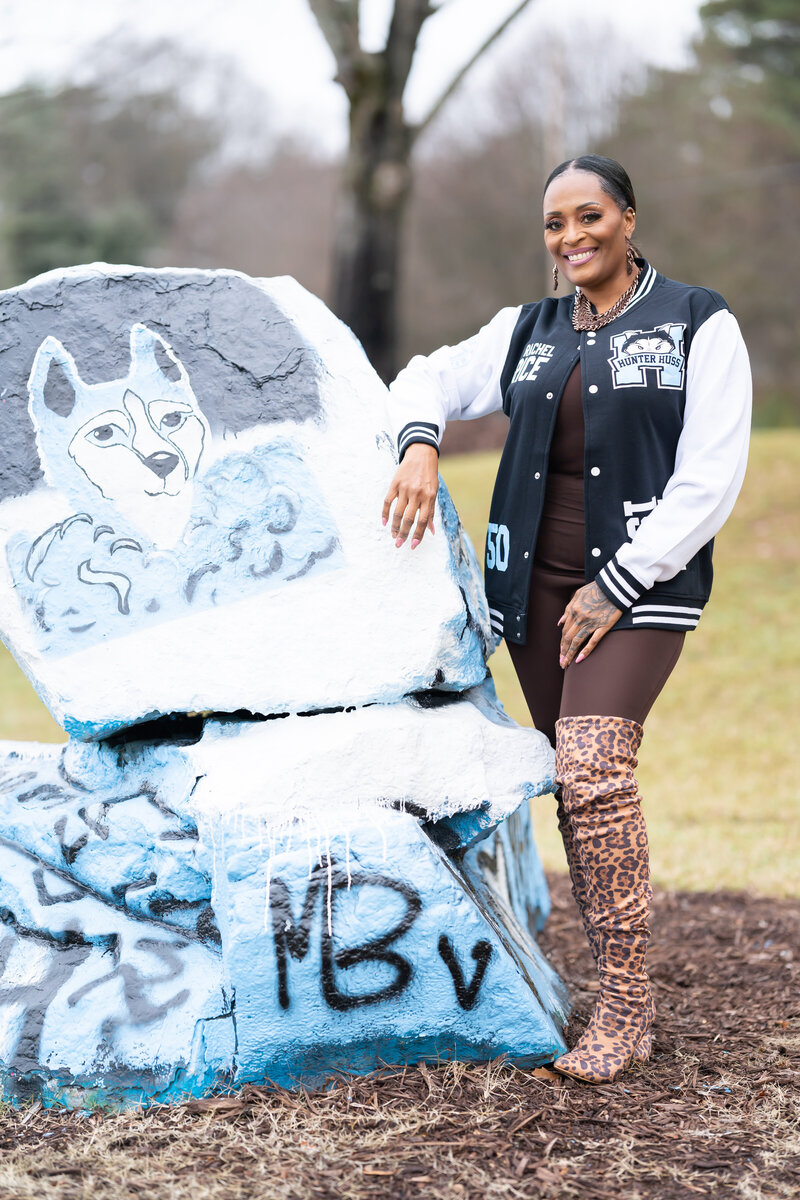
[0,0,703,153]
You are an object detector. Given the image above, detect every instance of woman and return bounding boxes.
[382,155,751,1084]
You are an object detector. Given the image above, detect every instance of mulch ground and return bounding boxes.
[0,875,797,1200]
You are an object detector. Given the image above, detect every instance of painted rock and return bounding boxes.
[0,265,493,739]
[0,696,565,1107]
[0,264,567,1108]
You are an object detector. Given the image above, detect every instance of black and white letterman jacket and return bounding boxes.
[388,262,752,643]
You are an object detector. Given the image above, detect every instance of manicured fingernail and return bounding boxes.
[559,656,566,668]
[411,538,420,549]
[576,653,584,663]
[395,537,403,547]
[382,517,387,526]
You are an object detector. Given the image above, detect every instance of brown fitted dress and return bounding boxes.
[506,364,685,747]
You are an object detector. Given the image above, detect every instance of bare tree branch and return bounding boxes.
[412,0,537,141]
[307,0,363,90]
[385,0,436,103]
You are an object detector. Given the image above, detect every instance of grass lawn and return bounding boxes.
[0,430,796,896]
[441,428,800,898]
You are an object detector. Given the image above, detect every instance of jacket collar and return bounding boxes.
[571,258,658,322]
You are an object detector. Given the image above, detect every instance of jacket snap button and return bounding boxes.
[591,466,601,476]
[524,551,529,559]
[534,472,541,479]
[591,547,601,557]
[546,392,553,399]
[588,384,599,394]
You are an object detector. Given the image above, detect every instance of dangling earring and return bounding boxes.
[552,264,559,292]
[626,242,636,275]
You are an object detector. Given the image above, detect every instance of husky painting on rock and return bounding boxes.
[7,319,342,657]
[28,323,210,548]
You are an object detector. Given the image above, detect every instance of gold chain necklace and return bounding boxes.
[572,267,641,332]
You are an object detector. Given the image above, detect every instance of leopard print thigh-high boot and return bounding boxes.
[552,715,654,1083]
[555,784,653,1066]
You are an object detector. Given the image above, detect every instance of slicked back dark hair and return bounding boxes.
[544,155,636,212]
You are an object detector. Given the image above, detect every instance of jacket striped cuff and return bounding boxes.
[398,421,440,461]
[596,555,646,610]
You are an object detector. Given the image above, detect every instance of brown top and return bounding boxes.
[533,363,586,577]
[546,361,584,478]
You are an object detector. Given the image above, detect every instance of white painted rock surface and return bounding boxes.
[189,681,555,846]
[0,264,494,739]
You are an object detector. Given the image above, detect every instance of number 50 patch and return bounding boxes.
[486,523,510,572]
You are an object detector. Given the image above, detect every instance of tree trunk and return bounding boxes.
[330,62,413,382]
[309,0,536,382]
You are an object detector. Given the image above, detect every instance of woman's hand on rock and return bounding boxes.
[558,581,622,668]
[382,443,439,549]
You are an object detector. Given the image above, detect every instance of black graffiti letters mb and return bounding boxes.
[321,870,422,1013]
[269,859,421,1012]
[269,869,323,1011]
[438,935,493,1011]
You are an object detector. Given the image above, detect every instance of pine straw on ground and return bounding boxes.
[0,876,797,1200]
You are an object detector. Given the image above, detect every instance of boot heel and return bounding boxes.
[632,992,656,1064]
[632,1028,653,1064]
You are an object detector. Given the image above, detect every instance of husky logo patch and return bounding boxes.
[608,323,686,390]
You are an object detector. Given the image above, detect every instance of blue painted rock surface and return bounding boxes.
[0,709,566,1107]
[0,265,493,739]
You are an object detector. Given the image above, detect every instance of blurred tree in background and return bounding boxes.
[401,0,800,437]
[0,0,796,427]
[600,0,799,424]
[305,0,535,381]
[0,44,220,285]
[168,143,338,302]
[702,0,800,141]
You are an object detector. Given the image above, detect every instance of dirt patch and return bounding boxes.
[0,876,797,1200]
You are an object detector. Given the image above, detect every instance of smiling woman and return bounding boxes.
[383,153,752,1087]
[544,157,637,317]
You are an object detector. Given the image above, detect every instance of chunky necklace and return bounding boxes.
[572,267,641,332]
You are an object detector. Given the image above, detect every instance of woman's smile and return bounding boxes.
[562,247,599,265]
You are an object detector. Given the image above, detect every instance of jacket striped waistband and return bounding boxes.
[488,606,504,636]
[630,603,701,629]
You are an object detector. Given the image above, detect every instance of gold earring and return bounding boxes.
[552,264,559,292]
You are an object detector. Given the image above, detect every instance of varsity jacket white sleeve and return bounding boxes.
[598,308,752,606]
[388,307,521,460]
